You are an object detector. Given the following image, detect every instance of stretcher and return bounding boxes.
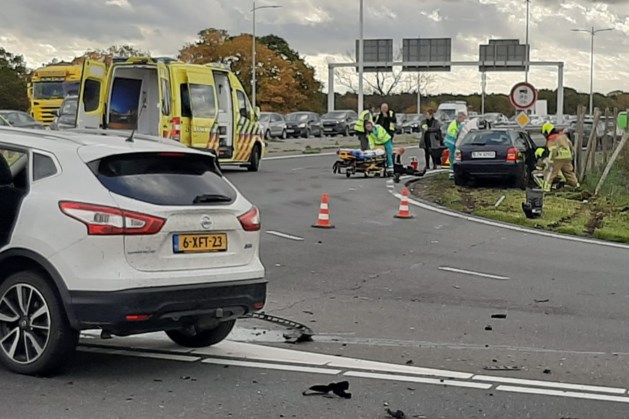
[332,148,387,178]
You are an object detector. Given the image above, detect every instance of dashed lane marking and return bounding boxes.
[496,385,629,404]
[266,231,305,241]
[438,266,510,281]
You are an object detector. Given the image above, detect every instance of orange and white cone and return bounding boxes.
[312,193,335,228]
[394,187,414,219]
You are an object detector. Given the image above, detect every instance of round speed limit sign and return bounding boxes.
[509,82,537,110]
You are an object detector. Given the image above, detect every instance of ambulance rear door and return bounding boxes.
[157,62,172,139]
[77,60,107,129]
[186,70,218,149]
[212,70,235,159]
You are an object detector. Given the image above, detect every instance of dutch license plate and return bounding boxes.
[324,128,333,131]
[472,151,496,159]
[287,129,294,133]
[173,233,227,254]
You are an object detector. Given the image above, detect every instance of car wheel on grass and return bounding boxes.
[281,129,288,140]
[454,173,468,187]
[303,128,311,139]
[0,270,78,376]
[344,126,350,137]
[165,320,236,348]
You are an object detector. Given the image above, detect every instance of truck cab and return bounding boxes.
[76,57,265,171]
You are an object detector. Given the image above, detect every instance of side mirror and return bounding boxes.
[240,108,249,119]
[255,106,261,118]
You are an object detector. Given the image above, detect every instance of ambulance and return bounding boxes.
[76,57,265,171]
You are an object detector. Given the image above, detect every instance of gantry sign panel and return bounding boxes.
[402,38,451,71]
[479,39,529,72]
[355,39,393,72]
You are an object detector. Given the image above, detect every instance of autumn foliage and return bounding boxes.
[179,29,322,113]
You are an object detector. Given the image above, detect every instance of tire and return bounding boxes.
[514,167,530,190]
[264,130,271,141]
[317,129,323,138]
[344,126,350,137]
[281,129,288,140]
[247,144,261,172]
[165,320,236,348]
[454,173,468,187]
[303,128,311,139]
[0,270,78,376]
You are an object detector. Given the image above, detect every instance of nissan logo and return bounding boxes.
[201,216,213,230]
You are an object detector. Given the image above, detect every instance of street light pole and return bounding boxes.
[525,0,530,83]
[572,27,613,116]
[251,1,282,108]
[358,0,364,114]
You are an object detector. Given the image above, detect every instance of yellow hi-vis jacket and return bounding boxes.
[547,133,574,162]
[354,110,373,133]
[367,125,392,149]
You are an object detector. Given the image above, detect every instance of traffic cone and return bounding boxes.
[312,193,335,228]
[394,187,414,219]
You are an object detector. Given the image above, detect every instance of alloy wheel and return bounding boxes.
[0,284,51,364]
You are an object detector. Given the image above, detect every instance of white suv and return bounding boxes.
[0,128,266,375]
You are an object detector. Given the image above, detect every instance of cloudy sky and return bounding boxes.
[2,0,629,95]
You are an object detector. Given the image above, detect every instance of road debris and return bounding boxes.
[543,369,552,374]
[386,408,407,419]
[485,325,493,331]
[495,195,506,208]
[534,299,550,303]
[405,360,414,365]
[244,312,315,344]
[302,381,352,399]
[491,314,507,319]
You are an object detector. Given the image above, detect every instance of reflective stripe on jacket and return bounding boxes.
[367,125,392,148]
[354,110,372,133]
[375,110,396,134]
[547,133,573,162]
[444,120,459,147]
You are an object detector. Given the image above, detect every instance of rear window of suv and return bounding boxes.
[460,131,511,146]
[88,152,236,206]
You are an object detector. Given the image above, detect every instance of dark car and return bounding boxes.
[453,129,537,189]
[566,119,605,149]
[395,113,408,134]
[285,112,323,138]
[0,110,45,130]
[402,114,425,133]
[50,95,78,131]
[321,110,357,137]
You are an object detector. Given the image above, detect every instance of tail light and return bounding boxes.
[59,202,165,235]
[170,117,181,141]
[506,147,519,162]
[238,207,261,232]
[455,150,462,162]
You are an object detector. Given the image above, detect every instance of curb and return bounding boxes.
[389,173,629,251]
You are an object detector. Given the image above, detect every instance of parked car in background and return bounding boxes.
[479,113,509,125]
[402,114,425,133]
[259,112,287,140]
[0,115,10,127]
[395,113,408,134]
[454,128,537,189]
[0,110,45,130]
[321,110,357,137]
[285,112,322,138]
[0,129,266,375]
[50,95,78,131]
[566,119,606,149]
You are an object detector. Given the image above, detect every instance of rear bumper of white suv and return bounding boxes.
[69,278,266,335]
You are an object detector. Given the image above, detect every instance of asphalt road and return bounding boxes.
[3,147,629,418]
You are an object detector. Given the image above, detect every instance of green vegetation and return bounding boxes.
[413,173,629,244]
[302,146,322,155]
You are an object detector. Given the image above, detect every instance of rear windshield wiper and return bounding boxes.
[193,194,232,204]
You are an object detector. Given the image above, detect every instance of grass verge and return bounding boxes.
[412,173,629,244]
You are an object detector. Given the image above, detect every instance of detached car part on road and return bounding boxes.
[454,129,537,189]
[0,128,266,376]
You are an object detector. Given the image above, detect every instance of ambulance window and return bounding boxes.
[83,79,100,112]
[161,78,171,116]
[237,91,249,117]
[189,84,216,118]
[180,84,192,118]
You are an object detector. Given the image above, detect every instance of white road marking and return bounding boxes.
[473,375,626,395]
[439,266,510,280]
[497,385,629,404]
[266,231,305,241]
[264,152,337,161]
[201,358,342,375]
[389,188,629,250]
[345,371,492,390]
[78,346,200,362]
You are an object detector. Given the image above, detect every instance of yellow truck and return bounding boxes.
[29,63,83,125]
[76,57,265,171]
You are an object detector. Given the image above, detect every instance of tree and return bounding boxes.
[0,48,28,110]
[72,44,148,67]
[179,29,322,113]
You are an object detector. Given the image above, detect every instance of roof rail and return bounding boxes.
[204,62,231,71]
[153,56,179,64]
